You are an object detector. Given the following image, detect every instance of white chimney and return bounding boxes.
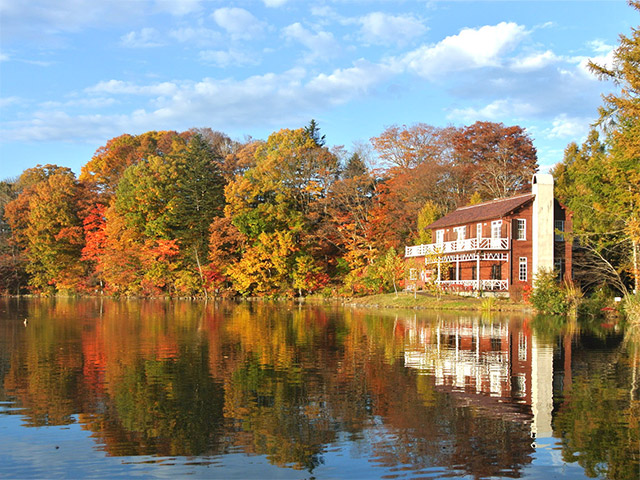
[532,174,554,284]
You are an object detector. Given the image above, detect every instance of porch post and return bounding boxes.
[476,252,481,291]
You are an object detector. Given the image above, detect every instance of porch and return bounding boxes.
[405,237,510,258]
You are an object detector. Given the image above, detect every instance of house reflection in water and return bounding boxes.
[402,316,554,439]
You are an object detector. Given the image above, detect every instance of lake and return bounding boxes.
[0,297,638,479]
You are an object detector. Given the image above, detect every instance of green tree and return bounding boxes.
[586,1,640,292]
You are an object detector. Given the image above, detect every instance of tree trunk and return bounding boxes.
[633,239,639,294]
[194,247,208,301]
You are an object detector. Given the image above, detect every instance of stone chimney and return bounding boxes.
[532,173,554,284]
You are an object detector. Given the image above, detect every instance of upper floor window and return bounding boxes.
[555,220,565,241]
[476,223,482,239]
[453,226,466,241]
[491,220,502,239]
[516,219,526,240]
[436,229,444,245]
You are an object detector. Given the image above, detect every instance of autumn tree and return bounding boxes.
[371,123,452,170]
[4,166,86,292]
[451,121,538,201]
[224,127,338,295]
[79,131,189,199]
[0,179,27,294]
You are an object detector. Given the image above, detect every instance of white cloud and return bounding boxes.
[169,27,221,46]
[2,61,394,142]
[39,98,116,110]
[199,49,256,67]
[403,22,527,79]
[0,96,22,108]
[511,50,560,71]
[545,114,592,139]
[448,99,539,123]
[1,0,145,43]
[120,28,164,48]
[0,53,9,62]
[359,12,427,46]
[212,7,264,40]
[282,23,340,61]
[588,39,614,54]
[307,60,395,103]
[86,80,178,96]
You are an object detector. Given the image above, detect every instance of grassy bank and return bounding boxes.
[314,292,532,312]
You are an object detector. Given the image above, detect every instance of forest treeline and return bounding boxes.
[0,121,539,297]
[2,2,640,298]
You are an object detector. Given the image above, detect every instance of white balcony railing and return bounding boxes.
[438,279,509,291]
[405,237,509,258]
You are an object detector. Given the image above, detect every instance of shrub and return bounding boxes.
[530,269,568,315]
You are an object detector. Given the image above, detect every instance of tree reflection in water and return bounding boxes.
[0,297,638,478]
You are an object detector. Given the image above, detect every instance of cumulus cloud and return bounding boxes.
[359,12,427,46]
[511,50,560,71]
[545,113,593,139]
[448,99,540,123]
[2,60,395,143]
[282,23,340,61]
[169,27,221,46]
[120,28,164,48]
[212,7,264,40]
[199,49,257,67]
[403,22,527,79]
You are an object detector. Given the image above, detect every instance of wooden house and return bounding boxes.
[405,174,572,296]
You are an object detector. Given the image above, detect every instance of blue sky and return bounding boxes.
[0,1,634,180]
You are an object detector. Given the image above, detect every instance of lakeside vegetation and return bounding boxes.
[0,3,638,323]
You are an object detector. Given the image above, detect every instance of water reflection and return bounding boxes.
[0,297,638,479]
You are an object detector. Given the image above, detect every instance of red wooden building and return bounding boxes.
[405,174,572,296]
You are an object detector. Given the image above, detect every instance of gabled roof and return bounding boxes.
[427,194,534,230]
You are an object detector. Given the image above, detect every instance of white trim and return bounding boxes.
[491,220,502,239]
[519,257,527,282]
[516,218,526,240]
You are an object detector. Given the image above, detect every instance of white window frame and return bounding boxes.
[476,223,482,239]
[491,220,502,239]
[453,226,466,241]
[436,229,444,245]
[519,257,527,282]
[516,219,526,240]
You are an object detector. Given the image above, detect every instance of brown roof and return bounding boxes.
[427,194,534,229]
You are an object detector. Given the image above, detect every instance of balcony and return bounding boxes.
[405,237,510,258]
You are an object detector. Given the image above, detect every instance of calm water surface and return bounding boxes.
[0,297,638,479]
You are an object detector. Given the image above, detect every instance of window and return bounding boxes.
[516,219,526,240]
[409,268,418,281]
[491,264,501,280]
[453,226,466,241]
[472,266,477,280]
[448,267,457,281]
[436,229,444,245]
[491,220,502,239]
[476,223,482,239]
[555,220,565,241]
[555,259,565,280]
[519,257,527,282]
